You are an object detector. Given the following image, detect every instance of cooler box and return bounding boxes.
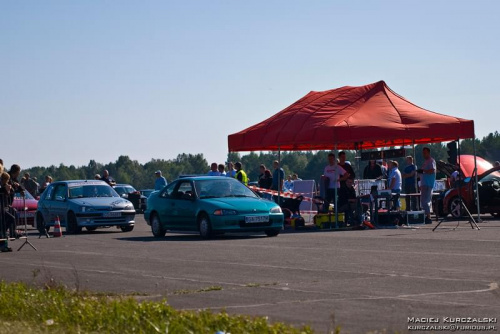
[406,211,425,224]
[314,213,344,229]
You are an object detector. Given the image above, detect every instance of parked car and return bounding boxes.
[113,184,147,212]
[139,189,155,198]
[144,176,284,238]
[434,155,500,218]
[36,180,136,234]
[12,190,38,227]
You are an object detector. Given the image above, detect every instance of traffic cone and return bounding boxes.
[53,216,62,237]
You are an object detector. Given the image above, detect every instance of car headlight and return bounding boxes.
[125,204,134,210]
[270,207,282,214]
[81,206,95,213]
[213,209,238,216]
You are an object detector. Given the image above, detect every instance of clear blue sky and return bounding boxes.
[1,0,498,169]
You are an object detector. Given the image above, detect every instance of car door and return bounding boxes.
[172,180,198,230]
[156,181,177,229]
[49,184,68,226]
[38,184,54,223]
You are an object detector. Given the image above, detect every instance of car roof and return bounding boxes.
[174,176,235,181]
[114,184,134,187]
[51,180,108,185]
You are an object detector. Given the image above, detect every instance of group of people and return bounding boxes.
[0,160,32,252]
[322,148,436,225]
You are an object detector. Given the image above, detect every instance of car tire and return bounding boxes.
[120,226,134,232]
[448,197,465,218]
[151,213,166,238]
[265,229,280,237]
[36,212,50,233]
[198,214,213,239]
[66,212,82,234]
[86,227,97,232]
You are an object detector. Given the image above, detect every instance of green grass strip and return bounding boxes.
[0,281,315,334]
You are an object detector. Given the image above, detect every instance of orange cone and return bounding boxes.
[53,216,62,237]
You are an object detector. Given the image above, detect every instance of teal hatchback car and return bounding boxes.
[144,177,283,238]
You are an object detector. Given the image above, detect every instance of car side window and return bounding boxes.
[160,182,176,198]
[53,185,67,201]
[42,185,54,201]
[174,181,194,200]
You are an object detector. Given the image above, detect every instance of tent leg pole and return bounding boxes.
[334,143,338,229]
[473,138,481,228]
[278,147,281,206]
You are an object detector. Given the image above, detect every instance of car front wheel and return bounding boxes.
[151,214,166,238]
[120,226,134,232]
[36,212,50,233]
[198,214,213,239]
[265,229,280,237]
[448,197,465,218]
[66,212,82,234]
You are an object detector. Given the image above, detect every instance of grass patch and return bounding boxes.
[0,281,314,333]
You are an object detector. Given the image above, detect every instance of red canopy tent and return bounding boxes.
[228,80,474,151]
[228,80,481,227]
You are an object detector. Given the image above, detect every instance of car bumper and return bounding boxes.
[210,213,283,232]
[74,211,135,227]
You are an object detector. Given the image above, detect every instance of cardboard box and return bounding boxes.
[314,213,344,229]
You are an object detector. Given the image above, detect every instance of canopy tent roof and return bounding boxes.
[228,80,475,152]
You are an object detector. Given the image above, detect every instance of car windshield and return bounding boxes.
[480,170,500,183]
[115,186,136,195]
[14,191,34,200]
[69,185,118,199]
[195,179,258,199]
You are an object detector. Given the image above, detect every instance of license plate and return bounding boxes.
[245,215,269,223]
[103,212,121,218]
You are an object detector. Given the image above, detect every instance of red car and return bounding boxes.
[12,191,38,227]
[436,155,500,218]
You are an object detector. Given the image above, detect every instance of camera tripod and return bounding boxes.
[17,192,37,251]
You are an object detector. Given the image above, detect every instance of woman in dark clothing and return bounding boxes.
[363,160,383,179]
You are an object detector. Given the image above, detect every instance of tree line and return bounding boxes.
[22,131,500,190]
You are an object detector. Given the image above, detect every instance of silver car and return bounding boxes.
[36,180,136,234]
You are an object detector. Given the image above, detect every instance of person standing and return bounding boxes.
[154,170,168,191]
[207,163,221,176]
[234,162,248,185]
[363,160,383,180]
[402,156,417,211]
[322,153,349,212]
[284,175,294,192]
[0,172,15,252]
[388,161,402,211]
[217,164,226,176]
[22,173,38,197]
[271,160,284,192]
[100,170,116,186]
[418,147,436,224]
[226,162,237,178]
[338,151,355,187]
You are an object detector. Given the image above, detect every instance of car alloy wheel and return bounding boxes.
[449,197,464,218]
[151,214,165,237]
[199,215,212,239]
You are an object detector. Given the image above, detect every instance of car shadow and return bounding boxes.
[115,233,268,242]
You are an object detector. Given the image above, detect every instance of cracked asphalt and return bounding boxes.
[1,216,499,333]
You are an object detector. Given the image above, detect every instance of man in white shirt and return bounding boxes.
[388,160,402,211]
[322,153,349,212]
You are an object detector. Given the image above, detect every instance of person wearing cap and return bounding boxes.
[154,170,168,190]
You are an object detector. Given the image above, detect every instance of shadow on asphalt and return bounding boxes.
[115,234,268,242]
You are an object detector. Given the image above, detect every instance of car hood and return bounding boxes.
[69,197,131,209]
[202,197,277,213]
[437,155,494,178]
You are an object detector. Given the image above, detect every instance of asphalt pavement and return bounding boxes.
[1,216,499,333]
